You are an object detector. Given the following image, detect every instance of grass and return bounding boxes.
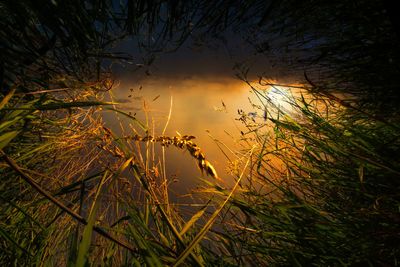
[2,75,399,265]
[204,80,400,266]
[0,75,228,265]
[1,0,399,265]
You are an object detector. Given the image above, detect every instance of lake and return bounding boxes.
[103,75,260,196]
[102,73,306,203]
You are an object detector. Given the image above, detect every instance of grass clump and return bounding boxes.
[2,0,400,266]
[207,81,400,266]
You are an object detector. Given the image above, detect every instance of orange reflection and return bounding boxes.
[105,76,323,196]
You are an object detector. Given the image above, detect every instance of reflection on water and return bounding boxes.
[103,76,304,198]
[103,76,254,194]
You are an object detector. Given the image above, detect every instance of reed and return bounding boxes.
[123,134,218,180]
[205,80,400,266]
[1,0,399,265]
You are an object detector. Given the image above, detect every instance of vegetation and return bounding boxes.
[209,81,400,265]
[1,0,399,266]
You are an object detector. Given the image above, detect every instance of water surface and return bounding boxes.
[103,73,308,202]
[104,76,256,196]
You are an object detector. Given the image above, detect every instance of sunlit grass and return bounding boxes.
[1,0,399,264]
[2,70,400,266]
[204,77,400,266]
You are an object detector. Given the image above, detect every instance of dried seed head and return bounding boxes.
[127,134,219,179]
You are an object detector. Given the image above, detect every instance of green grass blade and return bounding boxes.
[0,130,20,149]
[75,172,108,267]
[0,116,24,132]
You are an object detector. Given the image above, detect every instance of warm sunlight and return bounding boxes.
[2,1,398,266]
[105,76,253,190]
[266,85,294,111]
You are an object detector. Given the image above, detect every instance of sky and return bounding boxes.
[110,26,297,83]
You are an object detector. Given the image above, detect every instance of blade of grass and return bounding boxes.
[75,172,108,267]
[2,101,117,110]
[179,200,210,236]
[0,85,16,110]
[0,131,20,149]
[172,145,257,266]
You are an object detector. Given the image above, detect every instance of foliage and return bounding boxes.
[208,83,400,265]
[1,0,400,266]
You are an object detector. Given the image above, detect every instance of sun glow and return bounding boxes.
[267,86,291,104]
[263,84,299,114]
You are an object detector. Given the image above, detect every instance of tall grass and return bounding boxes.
[0,76,226,265]
[205,79,400,266]
[2,0,400,266]
[0,1,226,264]
[0,79,117,264]
[3,75,398,265]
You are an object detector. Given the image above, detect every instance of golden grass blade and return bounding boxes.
[0,86,16,110]
[162,96,173,214]
[179,201,210,236]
